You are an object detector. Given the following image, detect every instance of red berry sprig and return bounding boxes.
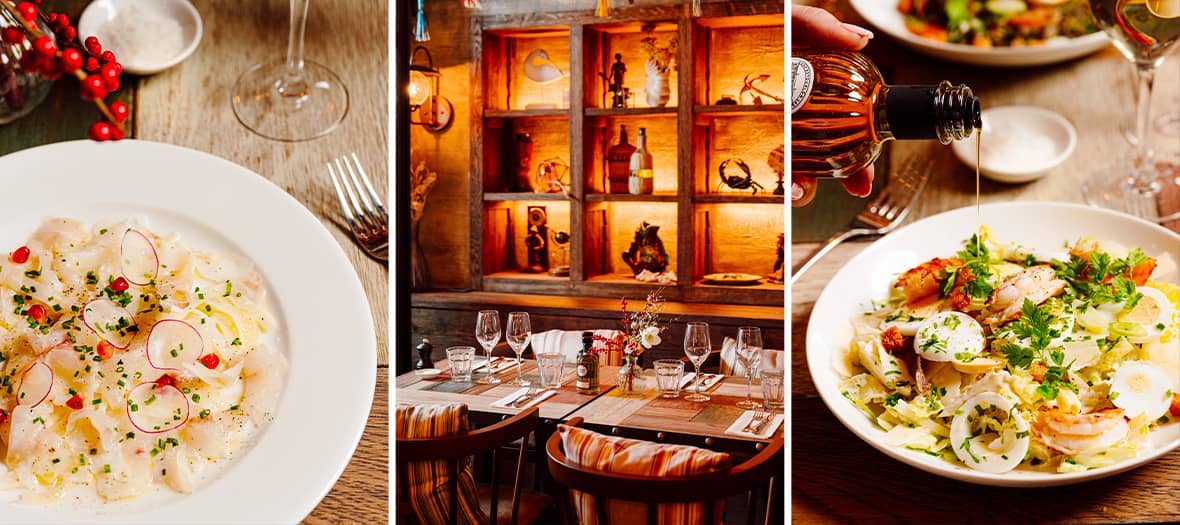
[0,0,127,140]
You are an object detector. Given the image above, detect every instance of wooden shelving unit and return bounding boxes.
[470,2,784,306]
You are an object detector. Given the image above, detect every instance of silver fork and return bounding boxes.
[791,155,935,285]
[511,386,539,408]
[327,153,388,261]
[742,409,768,433]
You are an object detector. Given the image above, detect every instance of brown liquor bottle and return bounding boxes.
[791,49,982,179]
[606,125,636,194]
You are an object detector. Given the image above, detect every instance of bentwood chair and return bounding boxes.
[545,418,784,525]
[396,405,552,524]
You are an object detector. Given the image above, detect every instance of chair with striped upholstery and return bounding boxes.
[544,418,783,525]
[396,403,552,524]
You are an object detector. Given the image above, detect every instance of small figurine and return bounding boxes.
[771,233,785,283]
[768,145,785,195]
[598,53,627,108]
[622,222,669,276]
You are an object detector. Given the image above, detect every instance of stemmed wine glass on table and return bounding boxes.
[683,322,711,402]
[506,312,532,387]
[475,310,501,385]
[735,327,763,410]
[1081,0,1180,220]
[232,0,349,141]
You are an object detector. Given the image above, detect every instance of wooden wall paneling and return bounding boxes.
[694,207,711,279]
[694,19,712,106]
[484,32,508,112]
[471,21,489,289]
[585,205,607,278]
[507,31,571,110]
[708,25,784,106]
[676,14,695,298]
[483,206,510,275]
[586,27,606,110]
[569,24,586,283]
[708,114,784,195]
[701,203,783,275]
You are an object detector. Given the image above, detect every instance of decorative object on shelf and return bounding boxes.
[716,95,737,105]
[692,0,702,17]
[462,0,482,8]
[410,161,437,290]
[702,273,763,285]
[408,46,452,132]
[0,0,127,135]
[596,53,628,108]
[606,124,636,194]
[717,158,764,194]
[534,157,570,195]
[740,73,784,105]
[640,24,676,108]
[522,206,549,273]
[414,0,429,41]
[622,221,669,276]
[769,233,784,283]
[628,127,654,194]
[414,338,434,369]
[595,0,609,17]
[550,230,570,277]
[522,48,568,109]
[768,144,785,195]
[596,289,667,396]
[506,132,533,192]
[636,269,676,284]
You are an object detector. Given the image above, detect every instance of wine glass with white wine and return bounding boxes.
[232,0,349,141]
[1082,0,1180,221]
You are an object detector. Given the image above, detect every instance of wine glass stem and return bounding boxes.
[280,0,311,97]
[745,372,753,402]
[1130,62,1156,189]
[516,354,523,382]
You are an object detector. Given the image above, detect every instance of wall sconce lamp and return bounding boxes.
[409,46,453,132]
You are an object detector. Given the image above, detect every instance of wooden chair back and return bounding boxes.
[545,418,783,525]
[396,405,541,525]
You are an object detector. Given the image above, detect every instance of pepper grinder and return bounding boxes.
[415,338,434,369]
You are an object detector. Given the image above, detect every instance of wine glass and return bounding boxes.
[1081,0,1180,221]
[232,0,349,141]
[505,312,532,387]
[735,327,763,409]
[475,310,501,385]
[683,322,711,402]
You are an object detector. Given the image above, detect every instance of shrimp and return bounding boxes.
[894,257,963,305]
[980,265,1066,327]
[1033,407,1129,455]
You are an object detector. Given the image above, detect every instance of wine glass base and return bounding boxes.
[232,60,349,142]
[684,393,710,402]
[736,399,761,409]
[1081,158,1180,223]
[514,379,531,387]
[477,376,502,385]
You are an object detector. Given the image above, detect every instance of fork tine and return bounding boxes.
[327,163,360,232]
[333,158,377,236]
[338,156,382,232]
[350,153,388,223]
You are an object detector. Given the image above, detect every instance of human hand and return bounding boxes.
[791,5,876,207]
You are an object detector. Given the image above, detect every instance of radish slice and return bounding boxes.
[146,320,204,371]
[121,229,159,286]
[82,298,137,349]
[17,361,52,408]
[126,382,189,434]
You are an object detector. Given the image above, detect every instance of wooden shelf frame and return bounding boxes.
[470,2,784,306]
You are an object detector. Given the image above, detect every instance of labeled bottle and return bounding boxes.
[628,127,654,194]
[791,49,981,178]
[606,124,636,194]
[575,331,600,395]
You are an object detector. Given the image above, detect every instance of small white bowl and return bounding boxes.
[952,105,1077,184]
[413,368,441,378]
[78,0,203,76]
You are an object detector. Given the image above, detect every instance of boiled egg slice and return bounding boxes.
[1109,361,1174,421]
[950,392,1031,473]
[1115,286,1174,344]
[914,312,985,363]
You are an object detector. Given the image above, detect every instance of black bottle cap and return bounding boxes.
[885,86,940,140]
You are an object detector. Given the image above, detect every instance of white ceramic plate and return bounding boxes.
[807,201,1180,487]
[952,105,1078,183]
[849,0,1109,66]
[0,141,376,523]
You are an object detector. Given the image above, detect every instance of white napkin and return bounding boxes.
[490,387,557,409]
[473,356,515,373]
[678,372,724,391]
[724,410,784,439]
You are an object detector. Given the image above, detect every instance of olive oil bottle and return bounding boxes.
[575,331,599,395]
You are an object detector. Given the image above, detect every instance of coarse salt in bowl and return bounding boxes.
[78,0,203,76]
[953,105,1077,184]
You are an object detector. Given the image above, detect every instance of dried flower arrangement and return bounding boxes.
[639,24,677,74]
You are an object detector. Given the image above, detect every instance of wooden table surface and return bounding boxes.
[1,1,389,522]
[791,3,1180,521]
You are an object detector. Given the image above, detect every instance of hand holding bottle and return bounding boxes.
[790,5,876,207]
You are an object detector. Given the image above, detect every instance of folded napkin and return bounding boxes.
[489,387,557,410]
[473,356,515,373]
[724,410,784,439]
[678,372,724,391]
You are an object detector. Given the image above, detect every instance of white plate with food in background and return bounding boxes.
[807,201,1179,487]
[0,140,376,523]
[849,0,1110,66]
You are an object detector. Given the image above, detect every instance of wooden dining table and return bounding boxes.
[791,2,1180,523]
[0,0,388,521]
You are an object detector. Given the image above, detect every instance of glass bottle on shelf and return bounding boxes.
[606,125,636,194]
[575,331,599,395]
[628,127,654,194]
[790,49,981,179]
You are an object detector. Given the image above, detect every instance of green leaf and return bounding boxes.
[1001,343,1034,368]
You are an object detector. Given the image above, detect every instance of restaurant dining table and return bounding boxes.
[0,0,388,521]
[791,1,1180,523]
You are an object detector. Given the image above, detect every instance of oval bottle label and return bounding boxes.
[577,365,588,376]
[791,58,814,114]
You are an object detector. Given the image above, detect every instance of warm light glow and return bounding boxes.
[409,70,431,107]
